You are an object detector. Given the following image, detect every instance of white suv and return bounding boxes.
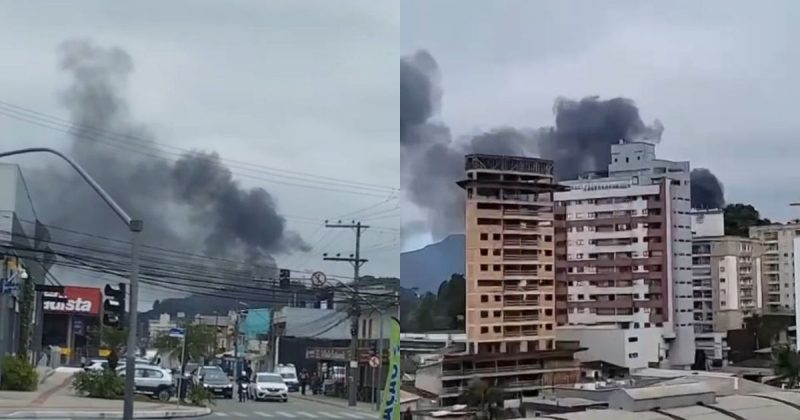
[117,364,175,401]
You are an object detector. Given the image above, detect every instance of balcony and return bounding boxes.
[504,299,540,308]
[503,239,540,248]
[504,314,540,322]
[504,330,539,338]
[503,253,540,262]
[503,208,541,218]
[504,283,539,292]
[505,269,539,277]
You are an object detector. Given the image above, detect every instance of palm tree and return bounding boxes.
[772,344,800,388]
[152,323,215,373]
[459,378,504,420]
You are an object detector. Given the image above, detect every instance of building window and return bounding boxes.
[481,295,488,303]
[493,233,501,240]
[628,337,638,343]
[481,327,488,334]
[493,265,501,271]
[480,249,488,256]
[628,353,639,358]
[494,295,501,302]
[493,311,501,317]
[480,311,488,318]
[480,264,488,271]
[493,249,501,256]
[493,326,501,333]
[480,233,488,240]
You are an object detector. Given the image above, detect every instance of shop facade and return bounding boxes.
[41,286,102,365]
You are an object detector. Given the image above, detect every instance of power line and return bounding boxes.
[0,101,398,196]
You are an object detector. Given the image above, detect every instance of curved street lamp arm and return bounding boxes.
[0,147,141,232]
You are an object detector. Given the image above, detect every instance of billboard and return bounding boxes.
[43,286,102,316]
[379,317,400,420]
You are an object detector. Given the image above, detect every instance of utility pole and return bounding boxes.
[323,221,368,407]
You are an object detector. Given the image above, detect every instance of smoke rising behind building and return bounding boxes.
[29,40,306,282]
[401,50,726,243]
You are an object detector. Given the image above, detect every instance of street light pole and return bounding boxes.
[0,148,142,420]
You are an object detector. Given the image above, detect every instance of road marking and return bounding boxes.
[214,413,229,417]
[255,411,274,417]
[230,413,248,417]
[296,411,319,418]
[319,412,343,418]
[341,412,370,418]
[276,411,297,418]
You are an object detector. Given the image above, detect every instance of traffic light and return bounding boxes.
[279,269,290,289]
[103,283,126,329]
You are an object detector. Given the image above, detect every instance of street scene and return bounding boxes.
[0,1,398,419]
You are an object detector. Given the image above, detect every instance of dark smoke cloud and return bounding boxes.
[28,40,305,286]
[690,168,725,209]
[401,49,724,242]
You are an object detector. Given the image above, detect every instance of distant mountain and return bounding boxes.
[400,234,465,293]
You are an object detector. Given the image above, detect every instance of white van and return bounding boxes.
[275,364,300,392]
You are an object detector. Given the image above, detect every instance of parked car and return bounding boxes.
[83,359,109,372]
[250,373,289,402]
[117,364,175,401]
[275,364,300,392]
[192,365,226,384]
[198,369,234,399]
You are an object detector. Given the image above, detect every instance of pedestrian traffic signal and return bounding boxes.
[103,283,126,329]
[279,269,290,289]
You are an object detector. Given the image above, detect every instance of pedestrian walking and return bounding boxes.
[299,369,309,395]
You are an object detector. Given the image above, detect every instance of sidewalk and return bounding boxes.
[291,392,377,413]
[0,368,210,418]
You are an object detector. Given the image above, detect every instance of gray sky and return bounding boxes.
[0,1,399,307]
[402,0,800,251]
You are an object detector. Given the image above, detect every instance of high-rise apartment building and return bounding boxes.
[749,224,800,313]
[691,209,762,364]
[459,154,567,354]
[553,142,695,368]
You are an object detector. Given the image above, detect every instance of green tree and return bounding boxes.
[772,344,800,388]
[152,323,215,372]
[724,203,772,237]
[459,378,504,420]
[413,293,437,332]
[17,274,35,359]
[437,274,466,329]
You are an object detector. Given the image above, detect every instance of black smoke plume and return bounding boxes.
[401,50,724,242]
[690,168,725,209]
[28,40,306,287]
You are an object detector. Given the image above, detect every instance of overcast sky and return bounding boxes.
[0,1,399,307]
[402,0,800,251]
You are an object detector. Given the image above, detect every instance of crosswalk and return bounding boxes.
[213,410,375,418]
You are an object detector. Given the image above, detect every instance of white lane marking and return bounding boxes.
[341,412,369,418]
[319,412,343,418]
[276,411,297,418]
[296,411,319,418]
[215,413,229,417]
[255,411,274,417]
[230,413,248,417]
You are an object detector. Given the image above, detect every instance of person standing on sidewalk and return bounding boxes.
[299,369,309,395]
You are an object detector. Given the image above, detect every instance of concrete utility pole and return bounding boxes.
[0,148,142,420]
[323,221,368,407]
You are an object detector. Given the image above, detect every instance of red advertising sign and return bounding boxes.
[43,286,102,316]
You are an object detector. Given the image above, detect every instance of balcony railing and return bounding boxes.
[504,283,539,291]
[505,270,539,276]
[503,239,540,247]
[504,300,540,307]
[504,314,540,322]
[504,209,540,217]
[503,254,540,261]
[503,330,539,338]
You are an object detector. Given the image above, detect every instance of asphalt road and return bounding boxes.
[209,395,376,419]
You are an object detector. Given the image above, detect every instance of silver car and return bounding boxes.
[117,364,175,401]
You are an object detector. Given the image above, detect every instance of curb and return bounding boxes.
[0,407,211,418]
[290,394,375,413]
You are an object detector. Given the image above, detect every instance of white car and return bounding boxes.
[250,373,289,402]
[117,364,175,401]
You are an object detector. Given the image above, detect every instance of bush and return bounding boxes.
[72,369,124,399]
[187,384,216,407]
[1,356,38,391]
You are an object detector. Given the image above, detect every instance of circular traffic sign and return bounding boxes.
[311,271,327,287]
[368,356,381,368]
